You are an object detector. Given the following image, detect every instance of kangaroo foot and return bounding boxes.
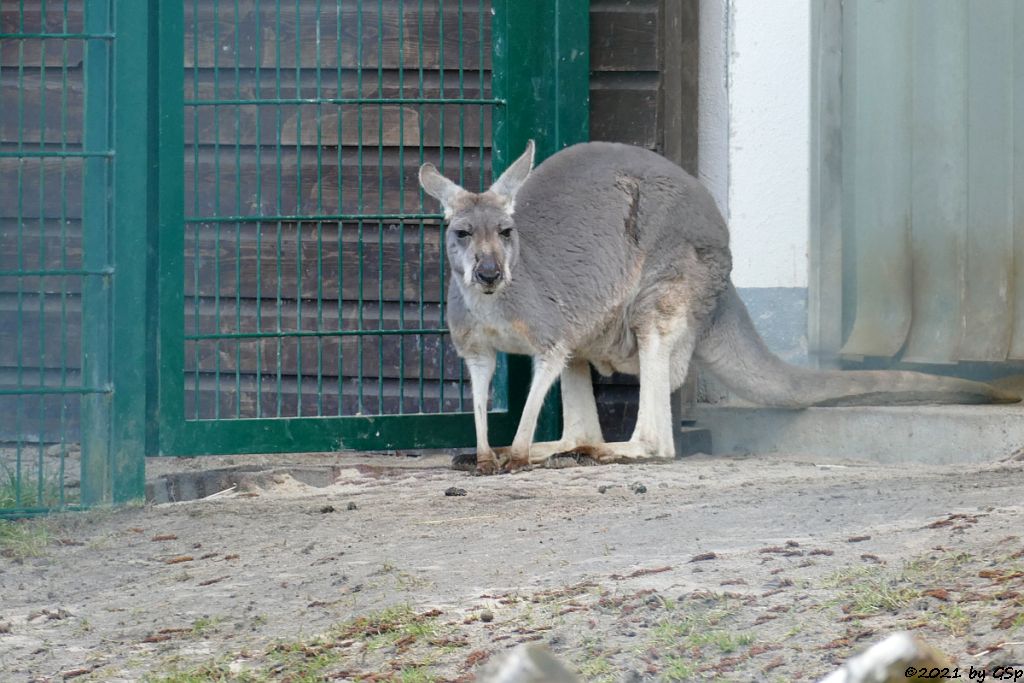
[501,455,532,474]
[475,459,500,476]
[472,450,502,476]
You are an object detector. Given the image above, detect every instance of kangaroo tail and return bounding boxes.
[694,284,1019,407]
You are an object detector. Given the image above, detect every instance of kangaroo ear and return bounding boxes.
[489,140,535,211]
[419,163,466,219]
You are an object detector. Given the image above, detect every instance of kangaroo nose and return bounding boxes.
[475,258,502,285]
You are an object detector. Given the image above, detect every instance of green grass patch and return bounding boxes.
[330,604,440,651]
[145,661,260,683]
[577,654,615,682]
[0,519,51,559]
[650,603,754,658]
[663,655,696,681]
[821,565,920,616]
[936,603,970,636]
[0,461,74,513]
[145,605,447,683]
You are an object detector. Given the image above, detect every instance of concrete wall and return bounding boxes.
[699,0,812,364]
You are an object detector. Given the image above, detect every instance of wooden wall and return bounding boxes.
[180,0,488,420]
[0,3,87,443]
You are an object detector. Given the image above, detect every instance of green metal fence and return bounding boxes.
[1,0,587,515]
[155,0,588,456]
[1,0,150,517]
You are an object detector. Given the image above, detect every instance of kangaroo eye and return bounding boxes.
[454,230,471,239]
[499,228,514,239]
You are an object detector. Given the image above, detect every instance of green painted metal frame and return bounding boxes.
[80,0,152,505]
[154,0,589,457]
[0,0,153,517]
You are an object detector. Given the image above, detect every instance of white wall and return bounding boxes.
[699,0,811,289]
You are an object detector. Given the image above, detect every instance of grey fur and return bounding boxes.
[420,141,1017,474]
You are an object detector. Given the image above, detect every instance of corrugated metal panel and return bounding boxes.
[839,0,1022,365]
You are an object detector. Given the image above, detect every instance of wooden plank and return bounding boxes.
[839,0,913,359]
[183,96,492,149]
[0,75,85,146]
[0,295,82,371]
[589,74,659,149]
[181,298,446,335]
[183,1,489,71]
[902,0,967,364]
[0,392,80,444]
[657,0,699,174]
[1,221,450,304]
[0,219,83,273]
[182,148,487,218]
[959,0,1014,361]
[0,157,84,219]
[1,4,85,66]
[590,6,658,72]
[182,329,461,381]
[182,376,470,421]
[183,69,489,102]
[0,40,85,69]
[1,296,465,380]
[0,4,82,34]
[182,222,446,302]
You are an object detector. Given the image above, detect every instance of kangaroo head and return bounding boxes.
[418,141,535,295]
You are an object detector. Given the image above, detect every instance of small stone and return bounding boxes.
[445,487,468,497]
[319,505,336,514]
[480,609,494,623]
[598,485,610,494]
[629,482,647,494]
[346,502,358,511]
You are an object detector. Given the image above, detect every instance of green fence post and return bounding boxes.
[80,0,152,506]
[109,0,155,501]
[79,0,115,506]
[492,0,590,442]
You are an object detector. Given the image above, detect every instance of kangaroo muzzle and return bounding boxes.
[474,255,503,290]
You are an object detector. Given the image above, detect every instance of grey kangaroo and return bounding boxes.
[419,141,1017,474]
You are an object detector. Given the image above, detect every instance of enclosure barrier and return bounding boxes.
[1,0,587,517]
[1,0,150,517]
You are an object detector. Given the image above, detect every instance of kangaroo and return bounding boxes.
[419,141,1018,475]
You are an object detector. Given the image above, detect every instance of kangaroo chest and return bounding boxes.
[466,309,539,356]
[456,290,541,357]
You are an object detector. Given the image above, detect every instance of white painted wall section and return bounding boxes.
[699,0,812,289]
[698,0,729,216]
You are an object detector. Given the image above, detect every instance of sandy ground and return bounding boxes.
[2,450,1024,682]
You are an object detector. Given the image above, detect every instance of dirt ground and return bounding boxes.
[2,449,1024,682]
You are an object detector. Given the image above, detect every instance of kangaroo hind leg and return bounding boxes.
[591,313,697,463]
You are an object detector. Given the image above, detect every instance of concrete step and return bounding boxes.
[693,404,1024,464]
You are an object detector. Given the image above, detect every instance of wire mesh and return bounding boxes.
[0,0,110,516]
[180,0,495,422]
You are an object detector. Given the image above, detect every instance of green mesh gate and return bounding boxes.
[155,1,588,456]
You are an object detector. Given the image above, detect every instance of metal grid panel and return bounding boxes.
[0,0,109,516]
[180,0,494,422]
